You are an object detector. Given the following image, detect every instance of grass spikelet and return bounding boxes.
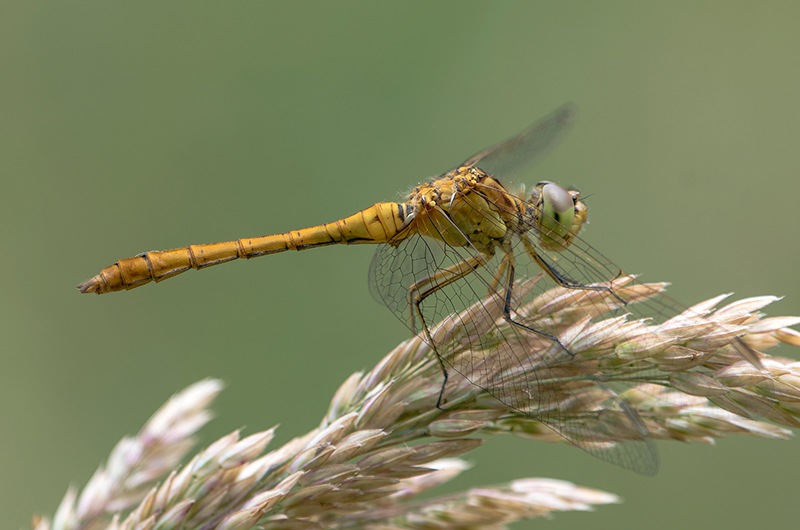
[31,282,800,529]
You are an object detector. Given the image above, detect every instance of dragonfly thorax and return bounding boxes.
[404,167,525,255]
[402,168,587,257]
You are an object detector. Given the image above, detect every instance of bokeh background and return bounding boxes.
[2,2,799,528]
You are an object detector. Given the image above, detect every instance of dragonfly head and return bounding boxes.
[531,181,587,251]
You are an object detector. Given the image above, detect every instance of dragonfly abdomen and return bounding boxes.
[78,202,405,294]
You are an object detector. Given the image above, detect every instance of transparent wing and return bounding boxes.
[461,104,576,184]
[456,157,762,368]
[464,180,762,363]
[366,106,760,475]
[520,206,755,355]
[368,200,659,475]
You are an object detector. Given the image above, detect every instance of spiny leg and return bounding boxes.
[520,235,628,306]
[488,249,510,293]
[521,235,765,368]
[497,247,656,457]
[407,254,489,409]
[405,254,489,334]
[496,249,574,357]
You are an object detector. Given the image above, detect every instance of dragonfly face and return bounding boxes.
[527,181,588,252]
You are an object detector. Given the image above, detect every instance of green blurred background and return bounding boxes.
[2,1,798,528]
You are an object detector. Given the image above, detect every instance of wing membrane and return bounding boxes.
[462,104,576,183]
[368,195,659,475]
[370,105,750,476]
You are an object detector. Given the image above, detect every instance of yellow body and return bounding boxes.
[78,166,587,294]
[79,201,403,294]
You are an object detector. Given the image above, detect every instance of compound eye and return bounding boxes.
[540,183,576,249]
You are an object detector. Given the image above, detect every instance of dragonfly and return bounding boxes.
[79,106,763,475]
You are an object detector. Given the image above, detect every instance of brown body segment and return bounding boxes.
[78,202,405,294]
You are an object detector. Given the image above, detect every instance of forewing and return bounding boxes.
[369,225,557,419]
[368,201,659,475]
[462,104,576,184]
[526,218,735,343]
[486,230,660,475]
[466,182,757,360]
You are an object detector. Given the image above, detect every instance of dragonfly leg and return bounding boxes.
[520,235,628,306]
[405,255,489,334]
[497,251,574,357]
[435,358,448,410]
[488,250,509,293]
[520,237,764,368]
[406,254,489,409]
